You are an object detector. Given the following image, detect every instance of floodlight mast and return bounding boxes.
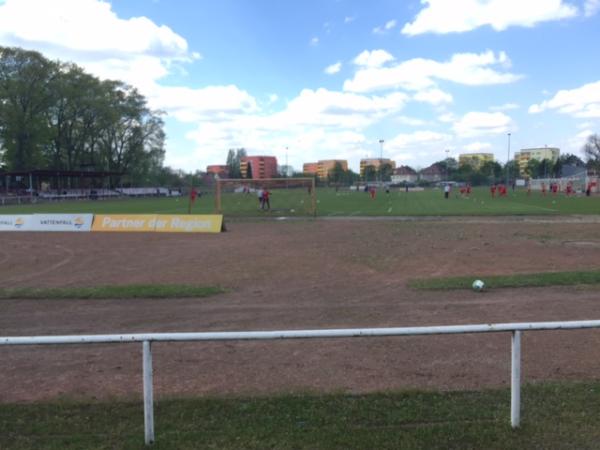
[506,132,511,187]
[378,139,384,184]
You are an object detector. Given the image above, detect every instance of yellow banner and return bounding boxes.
[92,215,158,232]
[92,214,223,233]
[154,215,223,233]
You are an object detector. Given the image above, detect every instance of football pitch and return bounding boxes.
[1,187,599,216]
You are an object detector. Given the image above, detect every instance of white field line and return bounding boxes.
[508,201,558,212]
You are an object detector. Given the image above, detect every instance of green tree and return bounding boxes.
[329,161,345,184]
[363,165,376,182]
[479,160,503,183]
[583,135,600,171]
[525,159,540,178]
[225,148,246,178]
[504,160,520,182]
[559,153,585,167]
[538,158,553,179]
[435,158,458,179]
[0,46,166,187]
[0,47,57,170]
[378,163,393,181]
[225,149,236,178]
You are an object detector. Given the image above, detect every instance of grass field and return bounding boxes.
[0,284,224,300]
[2,382,600,449]
[1,187,599,216]
[409,270,600,290]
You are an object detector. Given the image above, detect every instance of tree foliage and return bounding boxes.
[363,165,377,182]
[583,134,600,171]
[0,46,166,187]
[378,163,393,181]
[225,148,246,178]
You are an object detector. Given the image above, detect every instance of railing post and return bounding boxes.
[511,330,521,428]
[143,340,155,445]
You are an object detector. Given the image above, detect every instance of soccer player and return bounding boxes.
[257,187,264,208]
[263,189,271,210]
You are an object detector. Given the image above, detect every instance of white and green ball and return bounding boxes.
[472,279,485,291]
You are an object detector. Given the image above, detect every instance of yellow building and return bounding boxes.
[317,159,348,179]
[359,158,396,177]
[514,147,560,174]
[458,153,494,170]
[303,160,348,179]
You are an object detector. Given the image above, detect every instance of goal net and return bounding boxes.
[215,178,316,216]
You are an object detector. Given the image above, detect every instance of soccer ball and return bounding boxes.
[472,279,485,291]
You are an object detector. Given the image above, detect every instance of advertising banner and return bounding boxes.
[154,215,223,233]
[92,215,158,232]
[28,214,93,232]
[92,214,223,233]
[0,215,31,231]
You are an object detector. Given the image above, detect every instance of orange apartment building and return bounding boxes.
[240,156,278,179]
[206,165,229,178]
[303,160,348,179]
[303,162,319,176]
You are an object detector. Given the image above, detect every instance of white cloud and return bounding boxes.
[310,37,319,46]
[282,88,408,128]
[0,0,193,91]
[344,50,521,93]
[490,102,520,111]
[344,16,355,23]
[453,111,513,137]
[576,121,597,129]
[402,0,578,35]
[464,142,492,152]
[387,130,452,152]
[413,88,453,105]
[181,87,410,170]
[529,80,600,118]
[585,0,600,16]
[324,62,342,75]
[438,112,457,123]
[395,116,428,126]
[565,129,594,155]
[268,94,279,103]
[353,49,395,68]
[147,85,258,123]
[373,19,397,34]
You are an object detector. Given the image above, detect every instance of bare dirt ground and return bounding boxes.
[1,217,600,402]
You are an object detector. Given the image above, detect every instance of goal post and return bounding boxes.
[215,177,316,217]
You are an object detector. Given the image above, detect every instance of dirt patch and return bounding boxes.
[1,219,600,402]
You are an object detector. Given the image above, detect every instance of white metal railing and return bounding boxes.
[2,319,600,445]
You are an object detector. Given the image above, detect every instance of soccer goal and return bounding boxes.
[215,178,316,216]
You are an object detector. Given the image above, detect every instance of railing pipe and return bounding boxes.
[3,320,600,346]
[511,330,521,428]
[143,341,155,445]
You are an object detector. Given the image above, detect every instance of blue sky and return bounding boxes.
[1,0,600,172]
